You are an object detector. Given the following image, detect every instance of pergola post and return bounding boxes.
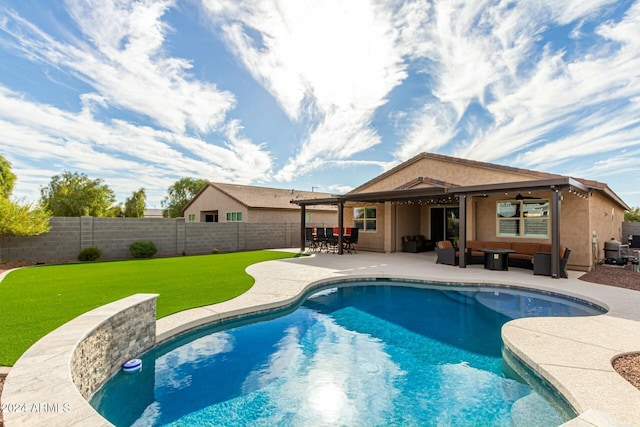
[300,204,306,253]
[458,194,467,268]
[551,190,561,278]
[337,202,344,255]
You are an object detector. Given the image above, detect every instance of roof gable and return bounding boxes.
[350,152,562,194]
[395,176,458,190]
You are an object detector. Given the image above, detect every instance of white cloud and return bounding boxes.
[390,0,640,179]
[0,1,276,204]
[201,0,407,181]
[1,0,235,134]
[0,85,273,204]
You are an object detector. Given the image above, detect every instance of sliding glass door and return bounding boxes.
[430,207,459,243]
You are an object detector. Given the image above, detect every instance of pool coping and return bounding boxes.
[3,250,640,426]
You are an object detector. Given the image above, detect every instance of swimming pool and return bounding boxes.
[91,280,605,426]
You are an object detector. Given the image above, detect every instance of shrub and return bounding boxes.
[129,240,157,259]
[78,247,102,261]
[212,248,219,254]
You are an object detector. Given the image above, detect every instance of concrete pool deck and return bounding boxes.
[3,250,640,426]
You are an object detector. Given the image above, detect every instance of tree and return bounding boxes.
[40,171,116,217]
[626,207,640,222]
[161,178,207,218]
[0,155,17,199]
[0,198,51,236]
[0,155,51,262]
[124,188,146,218]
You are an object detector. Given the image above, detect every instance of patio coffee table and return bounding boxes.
[479,248,516,271]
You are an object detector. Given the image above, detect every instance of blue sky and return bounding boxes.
[1,0,639,209]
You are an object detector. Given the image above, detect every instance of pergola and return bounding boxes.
[292,177,593,279]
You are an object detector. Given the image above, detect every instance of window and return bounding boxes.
[188,214,195,222]
[497,200,549,238]
[354,207,376,232]
[226,212,243,222]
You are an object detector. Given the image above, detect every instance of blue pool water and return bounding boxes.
[91,281,605,426]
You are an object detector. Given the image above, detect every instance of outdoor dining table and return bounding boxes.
[311,230,351,253]
[478,248,516,271]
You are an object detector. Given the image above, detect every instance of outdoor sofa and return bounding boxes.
[436,240,571,277]
[401,235,434,253]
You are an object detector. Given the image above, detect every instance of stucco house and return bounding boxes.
[182,182,337,225]
[293,152,629,274]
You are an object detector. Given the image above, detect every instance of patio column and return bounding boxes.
[300,204,306,252]
[551,190,562,278]
[338,202,344,255]
[458,195,467,268]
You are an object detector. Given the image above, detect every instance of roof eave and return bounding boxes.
[292,178,595,206]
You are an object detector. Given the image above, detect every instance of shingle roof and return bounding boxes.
[207,182,337,211]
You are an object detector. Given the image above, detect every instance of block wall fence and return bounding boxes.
[622,222,640,241]
[5,218,635,262]
[0,217,333,262]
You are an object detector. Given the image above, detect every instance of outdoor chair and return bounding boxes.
[325,228,338,253]
[435,240,462,265]
[316,227,327,252]
[533,248,571,278]
[345,227,359,253]
[305,227,317,252]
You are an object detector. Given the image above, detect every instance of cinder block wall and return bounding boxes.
[0,217,82,261]
[0,217,308,262]
[622,222,640,242]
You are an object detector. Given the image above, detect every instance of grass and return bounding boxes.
[0,250,298,366]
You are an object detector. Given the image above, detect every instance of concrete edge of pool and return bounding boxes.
[2,250,640,427]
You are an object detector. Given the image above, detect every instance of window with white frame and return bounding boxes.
[497,199,549,238]
[354,207,377,232]
[226,212,243,222]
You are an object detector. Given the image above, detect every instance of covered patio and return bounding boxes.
[293,177,595,279]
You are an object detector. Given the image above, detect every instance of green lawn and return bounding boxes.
[0,250,298,366]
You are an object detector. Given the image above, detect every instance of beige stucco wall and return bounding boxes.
[589,190,626,262]
[560,192,592,270]
[353,156,545,193]
[395,204,421,241]
[183,186,247,222]
[342,202,385,252]
[184,185,336,225]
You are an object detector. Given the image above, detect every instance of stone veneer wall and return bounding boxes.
[0,217,312,262]
[71,297,157,400]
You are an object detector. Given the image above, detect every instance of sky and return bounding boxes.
[0,0,639,209]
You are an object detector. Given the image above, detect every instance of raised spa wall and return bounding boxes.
[71,296,157,400]
[2,294,158,427]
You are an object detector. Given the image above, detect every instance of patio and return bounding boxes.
[3,250,640,426]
